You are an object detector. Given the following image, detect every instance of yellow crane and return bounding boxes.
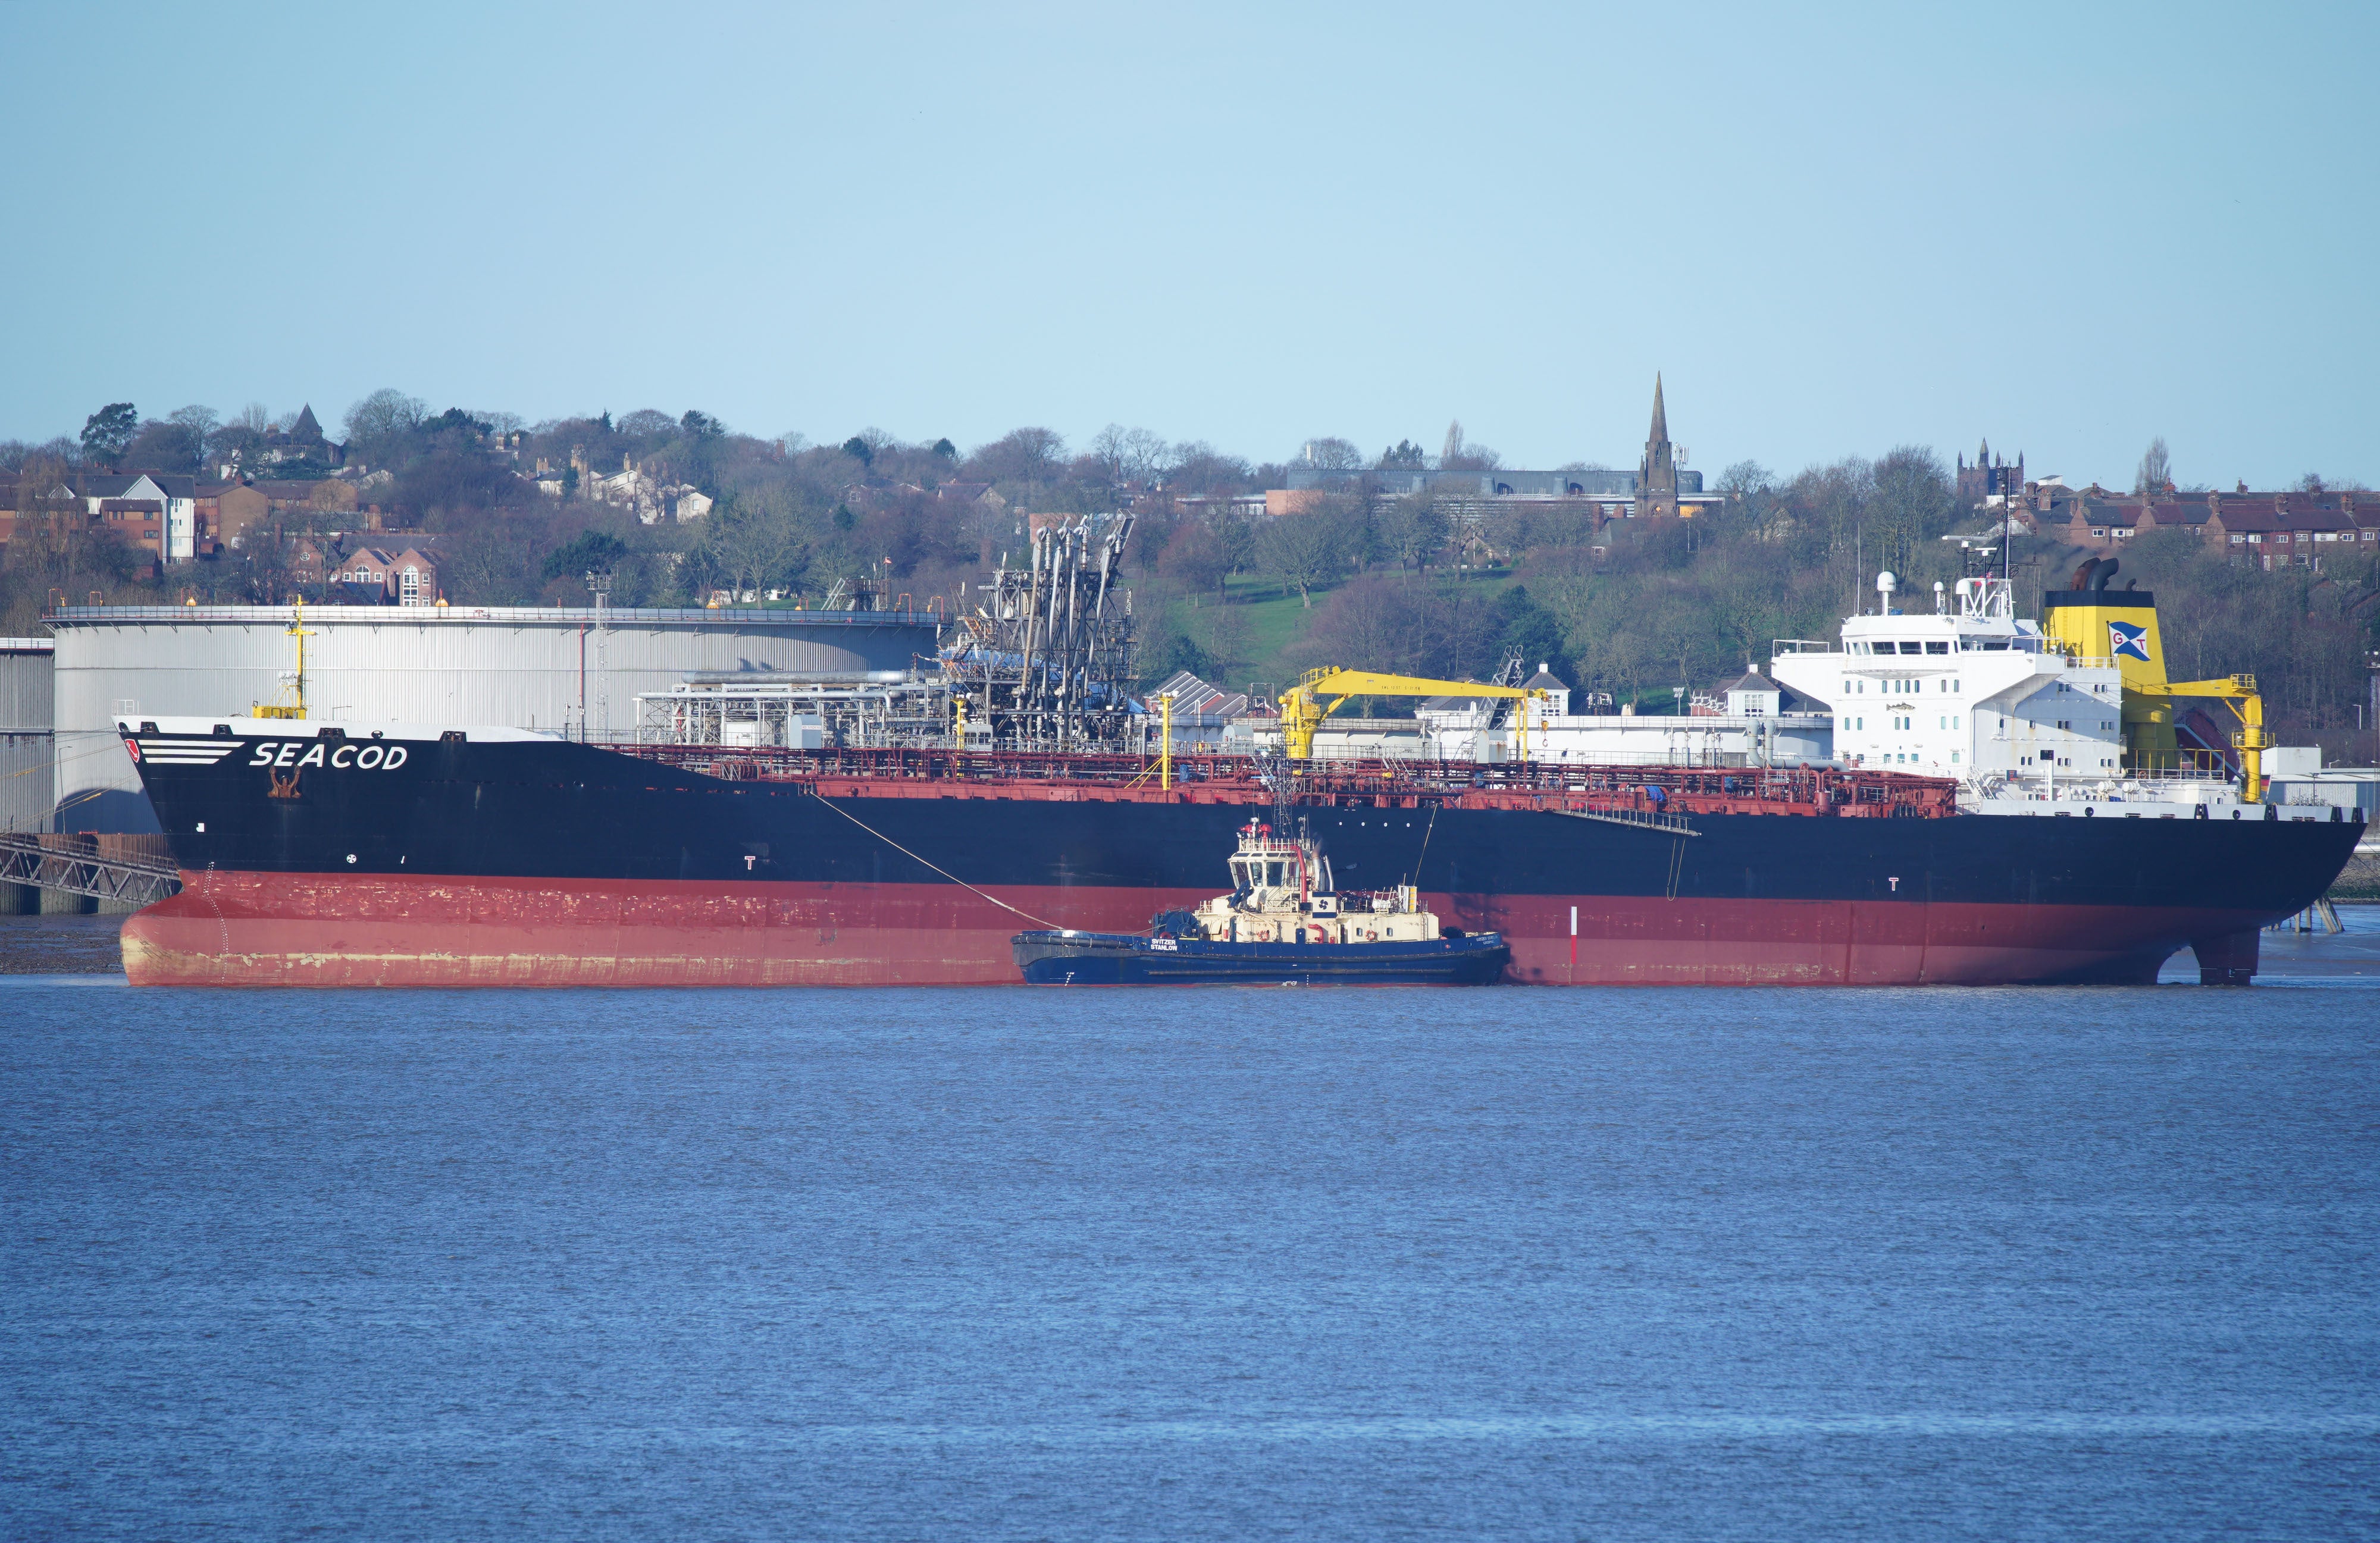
[1279,667,1549,761]
[2162,673,2269,802]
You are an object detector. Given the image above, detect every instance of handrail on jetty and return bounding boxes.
[0,833,182,907]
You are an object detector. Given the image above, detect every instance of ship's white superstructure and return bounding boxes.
[1770,572,2251,817]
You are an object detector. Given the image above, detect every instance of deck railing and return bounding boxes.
[603,742,1963,817]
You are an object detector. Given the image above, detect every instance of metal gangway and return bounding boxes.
[0,834,182,908]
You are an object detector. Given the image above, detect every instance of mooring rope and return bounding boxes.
[809,793,1062,930]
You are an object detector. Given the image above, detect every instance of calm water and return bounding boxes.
[5,977,2376,1539]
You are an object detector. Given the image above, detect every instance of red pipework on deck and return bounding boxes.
[600,744,1962,818]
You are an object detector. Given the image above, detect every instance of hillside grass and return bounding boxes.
[1166,569,1527,700]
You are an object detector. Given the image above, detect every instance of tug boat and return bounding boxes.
[1012,818,1511,986]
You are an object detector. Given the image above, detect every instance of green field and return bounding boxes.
[1158,571,1530,702]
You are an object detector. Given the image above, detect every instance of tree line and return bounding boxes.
[5,400,2374,758]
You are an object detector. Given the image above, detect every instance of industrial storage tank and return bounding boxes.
[45,604,941,832]
[2,637,55,835]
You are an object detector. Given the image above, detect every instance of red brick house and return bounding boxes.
[2202,494,2374,570]
[328,545,441,606]
[2047,487,2373,569]
[96,498,167,559]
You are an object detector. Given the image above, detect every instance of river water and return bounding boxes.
[4,929,2376,1539]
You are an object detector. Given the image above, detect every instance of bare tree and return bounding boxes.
[1868,446,1954,573]
[617,409,677,438]
[1198,601,1252,678]
[968,427,1067,487]
[1120,427,1170,484]
[124,409,215,472]
[1377,491,1450,574]
[690,487,809,601]
[1257,499,1354,606]
[1717,459,1773,502]
[1165,442,1253,495]
[167,404,219,454]
[1155,518,1228,600]
[1090,424,1131,485]
[2135,437,2172,495]
[1300,437,1365,472]
[344,389,427,451]
[1438,419,1501,472]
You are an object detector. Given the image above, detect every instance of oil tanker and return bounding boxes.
[109,726,2356,987]
[105,572,2363,989]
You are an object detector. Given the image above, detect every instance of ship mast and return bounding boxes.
[254,600,314,720]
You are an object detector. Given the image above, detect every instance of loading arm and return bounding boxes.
[1280,667,1548,761]
[2163,673,2267,801]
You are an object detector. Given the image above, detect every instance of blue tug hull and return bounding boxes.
[1012,930,1512,986]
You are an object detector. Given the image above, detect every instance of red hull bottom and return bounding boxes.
[120,873,2262,988]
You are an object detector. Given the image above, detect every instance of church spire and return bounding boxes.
[1637,372,1679,518]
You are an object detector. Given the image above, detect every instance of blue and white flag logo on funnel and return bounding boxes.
[2108,620,2152,663]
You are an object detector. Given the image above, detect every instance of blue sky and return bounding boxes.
[3,1,2372,488]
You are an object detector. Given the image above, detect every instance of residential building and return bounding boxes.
[2204,494,2375,570]
[80,474,197,560]
[2041,487,2375,569]
[252,478,352,516]
[931,481,1008,518]
[1175,494,1269,518]
[96,499,167,558]
[0,475,77,549]
[593,457,714,523]
[198,481,270,550]
[328,546,441,606]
